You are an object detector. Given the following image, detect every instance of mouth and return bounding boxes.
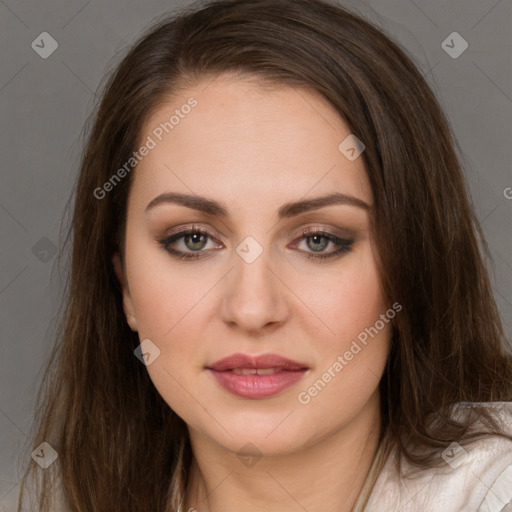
[206,353,309,399]
[230,367,290,375]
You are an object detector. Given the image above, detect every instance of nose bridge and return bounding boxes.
[220,235,288,330]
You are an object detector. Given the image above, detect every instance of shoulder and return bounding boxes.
[365,401,512,512]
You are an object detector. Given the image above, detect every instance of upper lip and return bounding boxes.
[207,353,308,371]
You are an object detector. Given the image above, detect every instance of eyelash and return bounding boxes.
[157,225,354,261]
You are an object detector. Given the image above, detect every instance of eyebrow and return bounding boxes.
[144,191,370,219]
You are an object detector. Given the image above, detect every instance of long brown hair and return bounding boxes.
[18,0,512,510]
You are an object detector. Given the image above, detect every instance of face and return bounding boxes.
[113,74,392,457]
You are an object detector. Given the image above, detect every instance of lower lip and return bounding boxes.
[208,369,307,399]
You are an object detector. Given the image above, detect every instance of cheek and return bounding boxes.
[297,246,388,346]
[294,248,391,398]
[125,233,208,342]
[130,273,211,383]
[126,264,210,426]
[123,239,216,410]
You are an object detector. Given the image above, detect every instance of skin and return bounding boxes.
[113,73,392,512]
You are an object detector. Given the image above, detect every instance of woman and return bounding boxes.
[18,0,512,510]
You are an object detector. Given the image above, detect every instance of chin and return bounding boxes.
[194,409,320,456]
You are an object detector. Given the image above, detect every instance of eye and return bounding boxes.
[157,225,223,260]
[292,227,354,260]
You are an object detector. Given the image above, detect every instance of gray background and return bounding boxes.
[0,0,511,509]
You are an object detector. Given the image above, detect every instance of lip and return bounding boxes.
[208,353,308,372]
[206,353,309,399]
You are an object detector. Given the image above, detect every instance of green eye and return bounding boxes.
[159,228,215,260]
[296,230,354,260]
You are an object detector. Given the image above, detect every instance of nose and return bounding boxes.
[219,244,290,334]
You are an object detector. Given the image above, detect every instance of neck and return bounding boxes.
[184,392,382,512]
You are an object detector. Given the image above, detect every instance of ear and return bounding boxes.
[112,252,138,332]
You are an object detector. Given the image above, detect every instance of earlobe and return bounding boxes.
[125,313,138,332]
[112,252,138,332]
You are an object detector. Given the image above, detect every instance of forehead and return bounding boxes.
[131,74,372,212]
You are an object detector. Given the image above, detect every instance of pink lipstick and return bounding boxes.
[207,353,309,399]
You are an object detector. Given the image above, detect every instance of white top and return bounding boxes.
[46,402,512,512]
[365,401,512,511]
